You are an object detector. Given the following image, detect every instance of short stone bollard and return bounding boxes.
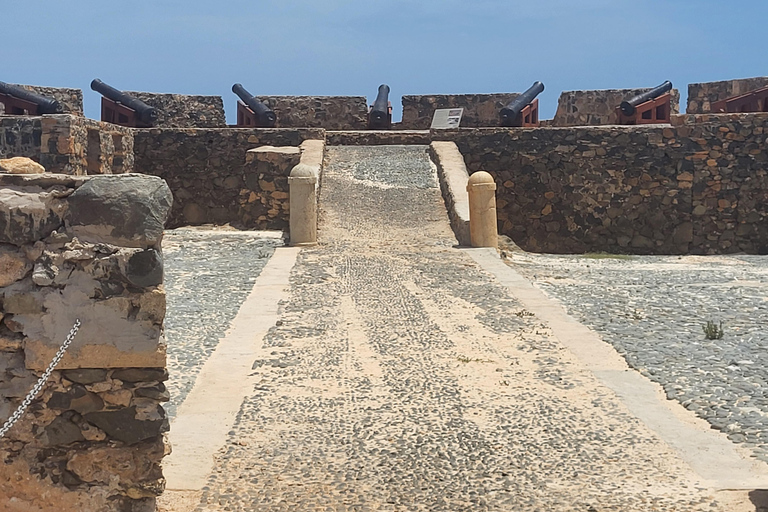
[467,171,498,248]
[289,163,318,246]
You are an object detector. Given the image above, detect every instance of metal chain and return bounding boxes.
[0,319,81,438]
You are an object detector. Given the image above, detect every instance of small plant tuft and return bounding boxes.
[703,320,724,340]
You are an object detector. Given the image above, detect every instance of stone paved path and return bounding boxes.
[185,146,738,511]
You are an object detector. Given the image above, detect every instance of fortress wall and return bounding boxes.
[0,173,172,512]
[400,93,519,129]
[0,85,84,116]
[687,76,768,114]
[552,88,681,127]
[1,115,134,175]
[126,92,227,128]
[257,96,368,130]
[434,113,768,254]
[133,127,324,228]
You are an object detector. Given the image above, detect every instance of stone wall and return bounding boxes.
[400,93,519,129]
[553,88,681,127]
[687,77,768,114]
[1,115,134,175]
[433,112,768,254]
[126,92,227,128]
[0,172,172,512]
[256,96,368,130]
[133,127,324,227]
[0,85,84,116]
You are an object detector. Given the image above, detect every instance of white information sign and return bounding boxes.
[431,108,464,129]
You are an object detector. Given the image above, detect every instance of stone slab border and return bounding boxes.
[465,247,768,491]
[429,141,471,246]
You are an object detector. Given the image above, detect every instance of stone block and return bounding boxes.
[66,175,172,248]
[0,185,69,245]
[0,156,45,174]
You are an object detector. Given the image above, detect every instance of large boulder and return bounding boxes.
[66,175,172,248]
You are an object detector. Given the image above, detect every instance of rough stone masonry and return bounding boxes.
[0,171,172,512]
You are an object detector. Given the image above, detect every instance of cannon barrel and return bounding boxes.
[500,81,544,127]
[232,83,276,128]
[90,79,157,125]
[0,81,62,114]
[620,81,672,116]
[370,84,390,127]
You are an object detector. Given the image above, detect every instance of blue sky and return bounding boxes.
[5,1,765,123]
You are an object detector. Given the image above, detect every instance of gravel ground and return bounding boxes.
[163,228,284,419]
[192,146,722,511]
[507,251,768,464]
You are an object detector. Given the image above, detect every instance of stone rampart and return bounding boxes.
[401,93,519,129]
[126,92,227,128]
[687,76,768,114]
[0,85,84,116]
[553,88,681,127]
[433,113,768,254]
[1,115,134,175]
[256,96,368,130]
[0,172,172,512]
[133,127,324,228]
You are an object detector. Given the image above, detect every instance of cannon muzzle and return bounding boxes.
[620,81,672,116]
[369,84,390,128]
[500,81,544,127]
[90,79,157,126]
[0,81,62,114]
[232,83,276,128]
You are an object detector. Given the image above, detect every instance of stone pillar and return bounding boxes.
[467,171,498,248]
[0,173,172,512]
[289,163,318,246]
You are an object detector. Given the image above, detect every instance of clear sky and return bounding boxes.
[5,0,765,124]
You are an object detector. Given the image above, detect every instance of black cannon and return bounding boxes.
[232,83,276,128]
[91,79,157,127]
[619,81,673,116]
[500,81,544,127]
[0,81,62,115]
[616,81,673,124]
[368,84,392,130]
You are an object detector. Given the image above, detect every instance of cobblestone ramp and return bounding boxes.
[195,146,722,511]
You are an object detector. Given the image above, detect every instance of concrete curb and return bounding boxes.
[163,246,301,490]
[465,247,768,490]
[429,141,471,246]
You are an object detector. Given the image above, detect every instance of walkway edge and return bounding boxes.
[163,246,301,491]
[464,247,768,490]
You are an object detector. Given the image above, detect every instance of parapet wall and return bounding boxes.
[687,76,768,114]
[552,88,681,127]
[0,84,84,116]
[133,127,324,227]
[126,92,227,128]
[435,113,768,254]
[0,173,172,512]
[1,115,134,175]
[257,96,368,130]
[400,93,519,129]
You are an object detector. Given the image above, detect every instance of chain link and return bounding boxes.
[0,319,81,438]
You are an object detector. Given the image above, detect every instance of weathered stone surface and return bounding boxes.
[0,246,32,286]
[62,368,108,384]
[84,406,168,445]
[126,91,226,128]
[257,95,368,130]
[126,249,163,288]
[43,415,86,445]
[48,386,104,413]
[0,185,68,245]
[0,156,45,174]
[553,88,681,126]
[11,84,84,115]
[66,175,172,248]
[401,93,520,129]
[112,368,168,383]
